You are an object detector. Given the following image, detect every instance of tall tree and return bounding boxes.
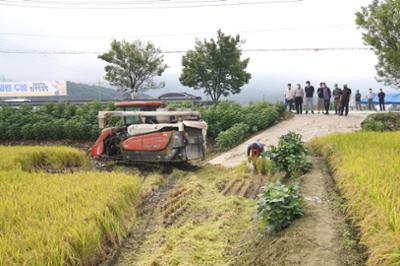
[98,40,167,99]
[180,30,251,103]
[356,0,400,87]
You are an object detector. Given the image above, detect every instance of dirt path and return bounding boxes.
[209,112,369,167]
[233,157,365,266]
[101,173,180,266]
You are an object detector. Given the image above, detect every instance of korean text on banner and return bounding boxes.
[0,81,67,97]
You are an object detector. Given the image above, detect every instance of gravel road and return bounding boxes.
[209,112,370,167]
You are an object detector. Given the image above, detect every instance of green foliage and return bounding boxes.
[204,101,285,149]
[216,123,249,150]
[202,102,243,139]
[98,39,167,96]
[361,112,400,131]
[274,102,287,115]
[257,182,304,233]
[180,30,251,103]
[254,157,274,176]
[212,102,283,151]
[242,102,278,133]
[0,102,120,141]
[356,0,400,86]
[0,100,285,144]
[265,132,311,178]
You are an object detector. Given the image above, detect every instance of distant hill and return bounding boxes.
[0,81,152,102]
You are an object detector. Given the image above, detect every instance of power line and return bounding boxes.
[1,0,225,6]
[0,0,303,9]
[0,24,354,39]
[0,47,371,55]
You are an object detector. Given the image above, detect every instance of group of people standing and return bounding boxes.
[366,88,386,111]
[284,81,352,116]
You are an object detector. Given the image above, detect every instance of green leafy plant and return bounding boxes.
[361,112,400,131]
[254,157,274,176]
[265,132,311,178]
[257,182,304,233]
[216,123,249,150]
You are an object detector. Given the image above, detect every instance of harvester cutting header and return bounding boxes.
[90,101,208,163]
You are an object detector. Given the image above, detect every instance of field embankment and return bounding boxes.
[310,132,400,265]
[0,146,141,265]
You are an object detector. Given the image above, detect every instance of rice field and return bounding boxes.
[0,146,88,171]
[0,146,141,265]
[310,132,400,266]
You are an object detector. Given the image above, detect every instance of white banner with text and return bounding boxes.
[0,81,67,97]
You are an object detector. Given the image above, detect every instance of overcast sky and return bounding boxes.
[0,0,392,99]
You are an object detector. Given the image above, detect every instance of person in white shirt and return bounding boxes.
[367,88,375,111]
[294,83,305,114]
[284,83,294,112]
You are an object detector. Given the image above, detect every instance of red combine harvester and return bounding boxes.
[90,101,207,163]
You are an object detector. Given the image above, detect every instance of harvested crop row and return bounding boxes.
[0,146,88,171]
[310,132,400,266]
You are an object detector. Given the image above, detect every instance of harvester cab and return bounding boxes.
[90,101,208,163]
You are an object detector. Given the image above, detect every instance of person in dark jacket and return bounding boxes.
[332,84,342,115]
[294,83,304,114]
[322,83,331,115]
[378,88,386,111]
[316,82,324,114]
[355,90,362,110]
[340,84,352,116]
[247,142,265,159]
[304,81,315,114]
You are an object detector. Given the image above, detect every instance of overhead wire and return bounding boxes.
[1,0,226,6]
[0,47,371,55]
[0,0,303,9]
[0,24,354,39]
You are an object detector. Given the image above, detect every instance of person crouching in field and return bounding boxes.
[304,81,315,114]
[247,142,265,172]
[332,84,342,115]
[316,82,324,114]
[294,83,304,114]
[284,83,294,112]
[340,84,352,116]
[247,142,265,159]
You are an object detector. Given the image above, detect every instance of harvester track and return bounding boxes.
[162,183,203,226]
[222,176,265,199]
